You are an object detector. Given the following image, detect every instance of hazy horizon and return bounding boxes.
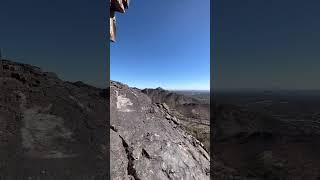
[113,80,210,91]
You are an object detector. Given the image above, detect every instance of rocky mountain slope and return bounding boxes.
[141,88,202,108]
[142,88,210,152]
[213,103,320,180]
[0,59,108,179]
[110,81,210,179]
[0,60,210,179]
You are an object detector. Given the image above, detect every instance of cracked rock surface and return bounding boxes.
[0,60,108,179]
[142,88,210,152]
[0,60,210,179]
[110,81,210,180]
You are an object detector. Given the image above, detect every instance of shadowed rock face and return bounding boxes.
[141,88,210,122]
[110,81,210,180]
[0,60,108,179]
[142,88,202,108]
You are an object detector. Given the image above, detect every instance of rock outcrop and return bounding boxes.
[0,60,210,179]
[0,59,108,179]
[142,88,210,152]
[111,81,210,180]
[142,88,202,108]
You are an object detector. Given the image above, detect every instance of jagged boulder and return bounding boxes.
[110,81,210,180]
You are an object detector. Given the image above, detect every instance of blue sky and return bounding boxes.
[0,0,108,88]
[111,0,210,90]
[214,0,320,90]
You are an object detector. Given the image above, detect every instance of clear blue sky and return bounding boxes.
[111,0,210,90]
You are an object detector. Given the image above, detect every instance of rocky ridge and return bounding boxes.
[0,59,108,179]
[0,60,210,179]
[142,88,210,152]
[110,81,210,180]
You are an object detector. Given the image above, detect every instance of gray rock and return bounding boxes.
[141,87,210,154]
[0,60,210,179]
[171,116,180,125]
[162,103,170,111]
[0,59,108,179]
[111,81,210,180]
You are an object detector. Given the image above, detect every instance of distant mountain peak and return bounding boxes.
[155,87,165,90]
